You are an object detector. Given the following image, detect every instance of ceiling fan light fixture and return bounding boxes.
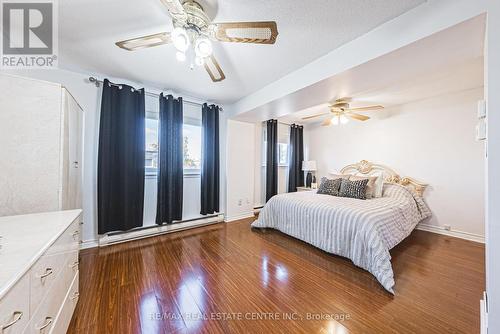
[176,51,186,62]
[172,27,190,52]
[331,116,340,126]
[195,56,204,66]
[195,37,213,58]
[340,115,349,124]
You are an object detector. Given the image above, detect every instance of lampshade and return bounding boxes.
[302,160,317,171]
[172,27,190,52]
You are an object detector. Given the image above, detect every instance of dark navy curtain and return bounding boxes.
[98,79,145,234]
[200,103,220,215]
[287,124,304,192]
[156,94,184,225]
[266,119,278,201]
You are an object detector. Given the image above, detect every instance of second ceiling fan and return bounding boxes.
[302,98,384,126]
[115,0,279,82]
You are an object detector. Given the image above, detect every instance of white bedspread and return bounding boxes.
[251,183,431,293]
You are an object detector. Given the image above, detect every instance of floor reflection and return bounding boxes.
[275,264,288,282]
[324,320,349,334]
[139,292,162,334]
[262,256,270,287]
[177,275,205,330]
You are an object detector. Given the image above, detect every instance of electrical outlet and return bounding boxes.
[444,225,451,231]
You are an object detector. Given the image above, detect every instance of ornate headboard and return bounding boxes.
[339,160,428,196]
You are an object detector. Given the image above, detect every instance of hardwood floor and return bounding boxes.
[68,218,485,333]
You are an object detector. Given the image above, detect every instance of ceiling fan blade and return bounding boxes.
[302,112,330,120]
[204,55,226,82]
[116,32,171,51]
[321,117,333,126]
[211,21,279,44]
[345,105,384,112]
[347,113,370,121]
[159,0,187,22]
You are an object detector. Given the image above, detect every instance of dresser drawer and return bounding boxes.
[58,251,79,298]
[24,269,76,334]
[49,273,78,334]
[45,216,80,256]
[30,252,68,315]
[0,274,30,334]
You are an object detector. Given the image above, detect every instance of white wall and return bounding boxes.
[254,123,264,207]
[307,87,485,237]
[225,120,255,221]
[3,68,223,245]
[143,175,202,226]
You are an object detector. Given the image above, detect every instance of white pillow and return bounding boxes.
[373,175,384,198]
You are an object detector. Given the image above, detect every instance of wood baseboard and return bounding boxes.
[80,239,98,250]
[224,212,255,222]
[416,223,484,243]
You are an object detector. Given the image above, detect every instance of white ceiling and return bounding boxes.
[277,57,484,125]
[59,0,425,103]
[233,14,486,124]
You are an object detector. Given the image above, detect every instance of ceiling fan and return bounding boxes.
[115,0,279,82]
[302,98,384,126]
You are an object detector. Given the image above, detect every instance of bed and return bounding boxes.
[251,160,431,293]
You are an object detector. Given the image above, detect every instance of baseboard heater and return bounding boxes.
[98,213,225,247]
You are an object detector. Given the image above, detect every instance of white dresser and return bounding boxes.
[0,210,81,334]
[0,74,83,216]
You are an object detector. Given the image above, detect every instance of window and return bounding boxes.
[145,118,159,174]
[278,143,288,166]
[145,106,202,175]
[183,123,201,172]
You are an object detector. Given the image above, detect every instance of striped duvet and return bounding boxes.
[251,183,431,293]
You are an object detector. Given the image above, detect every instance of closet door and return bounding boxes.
[63,89,83,210]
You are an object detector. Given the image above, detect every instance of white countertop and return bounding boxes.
[0,209,82,299]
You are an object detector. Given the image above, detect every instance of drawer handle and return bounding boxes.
[38,268,53,279]
[1,311,23,330]
[35,317,53,331]
[70,291,80,300]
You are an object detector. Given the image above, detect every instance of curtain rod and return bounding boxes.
[263,120,299,127]
[88,76,223,111]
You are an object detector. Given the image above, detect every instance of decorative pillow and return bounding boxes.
[349,175,378,199]
[339,178,369,200]
[317,177,342,196]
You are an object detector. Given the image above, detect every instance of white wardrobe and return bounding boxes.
[0,74,83,216]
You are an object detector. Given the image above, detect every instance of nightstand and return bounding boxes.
[297,187,315,192]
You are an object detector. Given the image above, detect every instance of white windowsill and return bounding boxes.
[145,170,201,179]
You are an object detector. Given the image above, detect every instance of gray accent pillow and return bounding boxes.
[317,177,342,196]
[339,178,369,200]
